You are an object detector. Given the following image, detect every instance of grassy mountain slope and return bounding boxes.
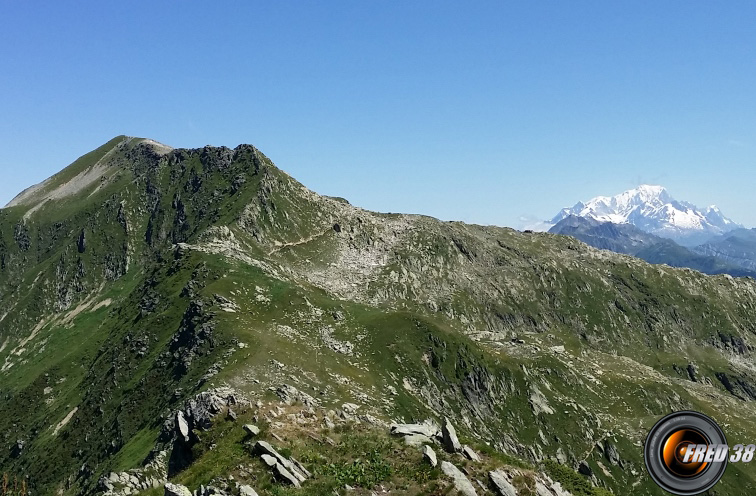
[2,137,756,495]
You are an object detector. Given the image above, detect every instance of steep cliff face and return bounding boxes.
[2,137,756,495]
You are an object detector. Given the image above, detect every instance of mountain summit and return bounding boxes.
[5,138,756,495]
[550,185,741,245]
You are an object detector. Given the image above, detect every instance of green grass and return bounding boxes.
[5,137,756,496]
[543,460,613,496]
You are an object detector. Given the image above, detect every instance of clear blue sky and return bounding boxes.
[1,1,755,228]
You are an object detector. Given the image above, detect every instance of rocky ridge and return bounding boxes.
[2,137,756,495]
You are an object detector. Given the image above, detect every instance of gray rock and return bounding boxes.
[176,411,190,442]
[687,362,699,382]
[603,440,622,467]
[291,457,312,478]
[273,463,301,487]
[442,418,462,453]
[254,441,308,482]
[243,424,260,436]
[261,454,278,467]
[463,445,481,462]
[390,420,439,438]
[555,447,568,464]
[195,486,230,496]
[273,384,318,407]
[238,486,259,496]
[184,387,241,431]
[536,481,553,496]
[550,481,571,496]
[422,445,438,467]
[441,461,477,496]
[489,470,516,496]
[164,483,193,496]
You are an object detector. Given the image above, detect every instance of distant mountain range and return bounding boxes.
[550,185,741,246]
[693,228,756,271]
[550,216,756,278]
[545,186,756,278]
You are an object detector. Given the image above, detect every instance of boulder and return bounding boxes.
[184,387,241,431]
[164,483,192,496]
[273,384,318,407]
[390,420,439,438]
[254,441,308,482]
[603,440,623,467]
[272,463,301,487]
[489,470,516,496]
[238,486,259,496]
[441,461,477,496]
[291,457,312,478]
[422,445,438,467]
[442,418,462,453]
[243,424,260,436]
[176,411,190,442]
[463,445,481,462]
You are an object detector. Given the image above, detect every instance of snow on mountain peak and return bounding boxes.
[550,185,742,245]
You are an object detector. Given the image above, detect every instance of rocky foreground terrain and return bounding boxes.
[2,136,756,495]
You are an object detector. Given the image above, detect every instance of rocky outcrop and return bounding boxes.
[442,418,462,453]
[463,445,481,462]
[489,470,517,496]
[164,483,192,496]
[165,387,248,443]
[272,384,318,407]
[390,420,440,438]
[422,445,438,467]
[99,451,168,495]
[441,461,477,496]
[243,424,260,436]
[253,440,309,486]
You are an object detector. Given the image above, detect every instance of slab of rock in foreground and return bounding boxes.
[390,420,439,438]
[238,486,259,496]
[254,440,308,484]
[489,470,517,496]
[442,418,462,453]
[463,445,481,462]
[272,463,301,487]
[441,461,477,496]
[422,445,438,467]
[164,483,193,496]
[291,457,312,478]
[243,424,260,436]
[176,411,191,443]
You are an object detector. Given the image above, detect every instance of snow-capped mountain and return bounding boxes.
[550,185,742,246]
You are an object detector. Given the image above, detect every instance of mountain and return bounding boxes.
[693,228,756,272]
[549,216,756,278]
[4,137,756,496]
[550,185,741,246]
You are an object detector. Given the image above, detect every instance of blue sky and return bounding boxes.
[1,1,755,227]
